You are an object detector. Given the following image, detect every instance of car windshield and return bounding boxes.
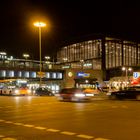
[37,88,47,90]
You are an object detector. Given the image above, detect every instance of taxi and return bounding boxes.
[13,87,31,96]
[83,88,100,95]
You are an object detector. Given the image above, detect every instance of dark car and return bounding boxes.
[56,88,94,101]
[107,87,140,100]
[34,87,54,96]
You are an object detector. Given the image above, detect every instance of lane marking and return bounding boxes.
[47,128,60,132]
[0,119,110,140]
[23,124,34,127]
[13,122,24,125]
[34,126,46,130]
[5,121,13,124]
[94,138,110,140]
[0,135,5,137]
[2,138,17,140]
[61,131,76,135]
[77,134,94,139]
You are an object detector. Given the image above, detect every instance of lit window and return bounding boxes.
[46,72,50,78]
[57,73,62,79]
[52,73,56,79]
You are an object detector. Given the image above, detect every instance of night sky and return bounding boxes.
[0,0,140,60]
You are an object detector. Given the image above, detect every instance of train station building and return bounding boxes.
[56,34,140,89]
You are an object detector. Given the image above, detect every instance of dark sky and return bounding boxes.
[0,0,140,60]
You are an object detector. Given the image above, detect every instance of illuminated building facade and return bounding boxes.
[0,58,64,93]
[57,35,140,87]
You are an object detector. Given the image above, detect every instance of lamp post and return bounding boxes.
[122,67,132,86]
[23,53,30,60]
[34,21,46,87]
[23,53,30,69]
[45,56,51,69]
[45,56,50,61]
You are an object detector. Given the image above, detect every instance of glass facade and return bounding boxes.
[105,39,138,69]
[57,40,102,69]
[0,70,63,80]
[57,37,140,71]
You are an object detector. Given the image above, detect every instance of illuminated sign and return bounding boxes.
[77,72,90,78]
[133,72,140,79]
[68,72,73,77]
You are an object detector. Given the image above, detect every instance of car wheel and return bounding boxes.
[136,95,140,100]
[109,94,117,100]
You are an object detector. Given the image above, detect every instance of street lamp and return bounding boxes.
[122,67,132,86]
[34,21,46,87]
[23,53,30,60]
[45,56,50,60]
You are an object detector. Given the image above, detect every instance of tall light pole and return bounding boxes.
[34,21,46,87]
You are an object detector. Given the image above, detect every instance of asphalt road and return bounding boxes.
[0,95,140,140]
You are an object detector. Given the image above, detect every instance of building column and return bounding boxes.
[101,37,106,81]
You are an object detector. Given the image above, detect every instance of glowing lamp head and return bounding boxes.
[34,22,46,27]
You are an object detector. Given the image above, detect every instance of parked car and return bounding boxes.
[56,88,94,101]
[107,87,140,100]
[34,87,54,96]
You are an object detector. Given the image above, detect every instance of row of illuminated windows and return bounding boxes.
[0,70,63,79]
[58,38,140,70]
[62,59,101,70]
[105,41,138,68]
[57,40,102,62]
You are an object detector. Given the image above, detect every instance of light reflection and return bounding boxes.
[15,96,20,104]
[27,96,32,102]
[74,103,85,111]
[14,96,33,104]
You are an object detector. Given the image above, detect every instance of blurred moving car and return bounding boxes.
[107,87,140,100]
[12,87,31,96]
[83,88,100,95]
[34,87,54,96]
[102,87,109,92]
[56,88,94,101]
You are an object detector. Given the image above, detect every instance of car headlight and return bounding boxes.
[85,93,94,96]
[74,93,85,97]
[15,90,19,94]
[27,89,31,93]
